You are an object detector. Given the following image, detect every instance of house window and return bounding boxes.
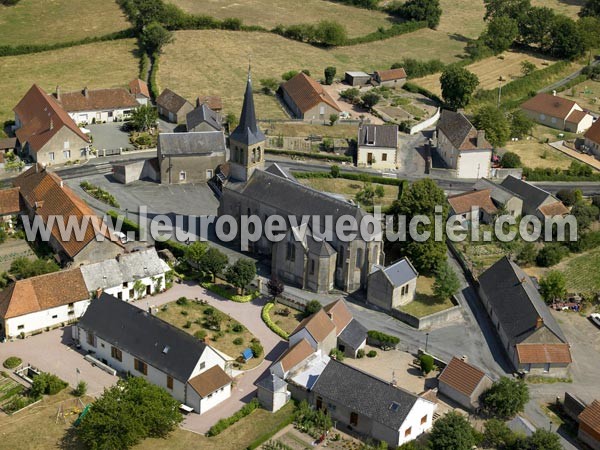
[179,171,186,181]
[134,358,148,375]
[337,246,344,267]
[52,315,58,319]
[310,259,315,275]
[200,362,206,370]
[286,241,295,262]
[108,111,113,118]
[64,141,70,149]
[544,363,551,373]
[421,415,427,425]
[111,346,122,362]
[68,303,74,308]
[382,153,388,161]
[356,248,363,268]
[17,325,24,330]
[350,412,358,426]
[63,150,71,159]
[208,393,213,398]
[405,427,412,437]
[86,332,95,347]
[68,311,75,316]
[206,169,213,179]
[49,152,55,161]
[167,375,173,389]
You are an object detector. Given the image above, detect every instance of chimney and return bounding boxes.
[83,87,89,98]
[535,316,544,329]
[95,288,103,298]
[56,85,61,101]
[552,90,557,96]
[477,130,485,148]
[60,180,64,188]
[196,97,201,107]
[461,355,468,362]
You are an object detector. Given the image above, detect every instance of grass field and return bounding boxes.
[502,140,573,169]
[561,248,600,295]
[268,304,304,335]
[265,123,360,139]
[437,0,486,40]
[296,178,399,207]
[412,50,554,95]
[160,30,467,118]
[532,0,583,18]
[0,39,139,122]
[557,79,600,114]
[399,276,456,317]
[168,0,394,38]
[0,0,129,46]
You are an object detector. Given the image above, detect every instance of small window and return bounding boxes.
[86,332,96,347]
[123,282,128,288]
[108,111,113,118]
[200,362,206,370]
[68,310,75,316]
[52,315,58,319]
[206,169,213,179]
[356,248,363,268]
[179,171,186,181]
[68,303,74,308]
[18,325,24,330]
[310,259,315,275]
[405,427,412,437]
[167,375,173,389]
[134,358,147,375]
[421,415,427,425]
[382,153,388,161]
[287,241,295,262]
[208,393,213,398]
[63,150,71,159]
[49,152,55,161]
[111,346,122,362]
[63,141,70,150]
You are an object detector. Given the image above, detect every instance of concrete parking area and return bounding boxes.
[88,123,132,152]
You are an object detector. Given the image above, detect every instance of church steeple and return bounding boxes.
[230,66,266,147]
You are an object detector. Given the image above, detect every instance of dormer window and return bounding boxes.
[366,127,376,146]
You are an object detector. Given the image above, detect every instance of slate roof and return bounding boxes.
[291,309,336,344]
[78,293,209,381]
[306,233,336,257]
[515,343,572,364]
[256,373,288,392]
[157,88,192,114]
[312,360,420,430]
[447,189,498,215]
[374,68,407,81]
[438,357,488,397]
[437,110,491,151]
[478,257,567,346]
[264,163,292,179]
[358,124,398,148]
[338,318,367,350]
[371,258,418,288]
[585,119,600,145]
[56,87,138,112]
[186,104,222,131]
[500,175,557,215]
[0,187,21,215]
[129,79,150,98]
[230,74,266,146]
[280,72,341,114]
[473,178,521,205]
[579,400,600,435]
[521,93,577,119]
[158,131,226,156]
[187,365,232,398]
[13,85,90,152]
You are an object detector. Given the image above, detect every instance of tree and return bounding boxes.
[581,0,600,18]
[361,91,381,110]
[10,257,59,280]
[483,16,519,53]
[428,412,478,450]
[510,110,534,138]
[519,6,555,48]
[473,106,510,147]
[355,182,377,206]
[330,165,340,178]
[433,262,461,300]
[536,243,567,267]
[520,60,537,76]
[500,151,522,168]
[73,380,88,397]
[304,299,322,317]
[140,22,174,55]
[419,354,434,374]
[482,419,516,449]
[315,20,347,46]
[324,66,337,85]
[184,241,207,271]
[225,258,256,294]
[225,112,238,131]
[539,270,567,304]
[571,201,600,230]
[549,16,585,59]
[440,66,479,110]
[390,0,442,29]
[267,276,284,300]
[329,113,339,126]
[199,247,228,282]
[516,242,537,266]
[128,105,158,132]
[76,377,183,449]
[340,88,360,102]
[259,78,279,95]
[483,0,531,21]
[578,16,600,56]
[132,0,166,29]
[556,189,580,206]
[483,377,529,419]
[525,429,562,450]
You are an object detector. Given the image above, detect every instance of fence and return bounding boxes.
[410,107,441,135]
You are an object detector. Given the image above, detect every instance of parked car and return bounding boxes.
[590,313,600,328]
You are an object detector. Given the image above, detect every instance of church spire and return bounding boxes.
[230,64,265,146]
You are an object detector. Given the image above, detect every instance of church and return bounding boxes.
[217,71,383,293]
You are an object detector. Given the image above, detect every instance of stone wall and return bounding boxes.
[391,297,462,330]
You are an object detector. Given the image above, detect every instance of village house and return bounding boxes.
[0,268,90,339]
[0,137,17,154]
[447,189,498,225]
[280,72,342,122]
[13,85,91,165]
[436,110,492,179]
[79,247,171,301]
[129,79,151,106]
[584,119,600,159]
[55,84,139,124]
[0,187,21,232]
[367,258,418,311]
[75,293,232,414]
[500,175,568,219]
[478,257,572,377]
[578,400,600,450]
[13,164,123,265]
[521,92,593,134]
[196,95,223,113]
[437,356,493,411]
[371,68,407,88]
[157,88,194,124]
[157,131,226,184]
[473,178,524,218]
[186,103,222,132]
[356,124,399,169]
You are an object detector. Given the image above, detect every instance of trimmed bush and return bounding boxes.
[367,330,400,349]
[233,337,244,345]
[194,330,207,340]
[3,357,22,369]
[250,341,264,358]
[176,297,188,306]
[261,303,290,339]
[201,282,260,303]
[329,348,345,361]
[73,381,88,397]
[419,354,434,374]
[31,372,68,397]
[207,398,260,436]
[356,349,365,358]
[367,350,377,358]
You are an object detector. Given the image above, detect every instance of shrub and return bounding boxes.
[3,357,22,369]
[207,398,260,436]
[232,323,244,333]
[304,300,322,317]
[183,320,192,329]
[176,297,188,306]
[194,330,207,340]
[73,381,88,397]
[367,350,377,358]
[536,243,568,267]
[180,310,189,316]
[250,341,264,358]
[367,330,400,349]
[556,189,581,206]
[357,349,365,358]
[31,372,68,397]
[261,303,290,339]
[419,354,434,374]
[329,348,345,361]
[500,151,522,168]
[233,337,243,345]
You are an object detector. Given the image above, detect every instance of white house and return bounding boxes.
[75,293,232,413]
[584,119,600,159]
[521,92,594,134]
[356,124,399,169]
[80,247,171,301]
[0,269,90,338]
[55,85,139,124]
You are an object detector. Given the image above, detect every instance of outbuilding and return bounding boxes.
[344,71,371,86]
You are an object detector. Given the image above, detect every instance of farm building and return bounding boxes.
[74,293,232,414]
[280,72,342,122]
[438,356,493,411]
[521,92,593,134]
[356,124,399,169]
[372,68,407,88]
[157,88,194,123]
[447,189,498,225]
[186,103,222,132]
[578,400,600,450]
[367,258,418,311]
[345,71,371,86]
[584,119,600,159]
[129,78,151,105]
[55,85,139,124]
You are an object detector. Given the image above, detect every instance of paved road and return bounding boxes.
[539,57,600,94]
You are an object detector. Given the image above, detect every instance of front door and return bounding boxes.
[316,396,323,410]
[350,412,358,426]
[367,153,373,164]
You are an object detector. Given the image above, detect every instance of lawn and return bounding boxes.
[502,140,573,170]
[398,276,456,318]
[268,304,304,335]
[160,29,468,118]
[560,247,600,296]
[437,0,486,40]
[0,39,139,122]
[532,0,583,18]
[155,299,264,369]
[0,0,129,46]
[265,123,360,139]
[296,177,400,208]
[556,79,600,114]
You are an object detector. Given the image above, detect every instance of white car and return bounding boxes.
[590,313,600,329]
[112,231,128,244]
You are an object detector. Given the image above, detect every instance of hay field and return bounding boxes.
[0,0,129,46]
[532,0,583,18]
[437,0,486,39]
[160,29,468,118]
[412,51,554,95]
[0,39,139,121]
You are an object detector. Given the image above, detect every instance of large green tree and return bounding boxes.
[225,258,257,294]
[141,22,174,55]
[315,20,347,46]
[549,16,585,59]
[581,0,600,17]
[482,377,529,419]
[510,110,534,138]
[483,0,531,21]
[389,0,442,29]
[539,270,567,304]
[518,6,555,48]
[523,429,562,450]
[129,105,158,132]
[473,106,511,148]
[483,16,519,53]
[433,262,461,300]
[199,247,229,282]
[184,241,208,271]
[428,412,478,450]
[440,66,479,110]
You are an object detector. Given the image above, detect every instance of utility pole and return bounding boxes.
[497,77,503,108]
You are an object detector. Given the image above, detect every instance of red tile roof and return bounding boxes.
[275,338,315,372]
[197,95,223,111]
[585,119,600,145]
[0,187,21,215]
[515,343,572,364]
[129,79,150,98]
[447,189,498,215]
[13,85,90,152]
[438,357,488,397]
[566,109,589,124]
[57,87,138,112]
[537,201,569,217]
[187,365,232,398]
[281,73,341,114]
[291,308,336,343]
[521,93,577,120]
[579,400,600,435]
[323,299,353,334]
[374,68,407,82]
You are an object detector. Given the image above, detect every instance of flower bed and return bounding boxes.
[201,282,259,303]
[80,181,120,208]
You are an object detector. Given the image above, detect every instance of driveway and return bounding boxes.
[88,123,132,152]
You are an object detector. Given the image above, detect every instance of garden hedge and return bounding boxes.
[261,303,290,340]
[201,282,259,303]
[207,398,260,436]
[266,149,352,163]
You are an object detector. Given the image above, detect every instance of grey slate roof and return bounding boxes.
[500,175,555,215]
[157,88,192,114]
[264,163,291,179]
[255,373,288,392]
[437,110,476,149]
[78,293,208,381]
[312,360,419,430]
[358,124,398,149]
[158,131,226,156]
[478,257,567,345]
[338,318,367,350]
[474,178,522,205]
[372,258,418,287]
[186,104,222,131]
[230,74,266,146]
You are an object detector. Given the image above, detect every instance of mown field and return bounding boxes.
[296,178,399,207]
[532,0,583,18]
[0,39,139,122]
[0,0,129,46]
[502,141,573,170]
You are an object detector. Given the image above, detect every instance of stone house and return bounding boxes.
[436,110,492,179]
[186,103,222,132]
[289,309,338,356]
[372,68,407,88]
[74,293,232,414]
[55,85,139,124]
[356,124,399,169]
[367,258,418,311]
[157,88,194,123]
[521,92,593,134]
[129,79,151,105]
[157,131,227,184]
[500,175,568,219]
[579,400,600,450]
[0,137,17,154]
[447,189,498,225]
[196,95,223,113]
[473,178,524,218]
[280,73,342,122]
[13,85,91,165]
[478,257,572,377]
[0,187,22,232]
[584,119,600,159]
[437,356,493,411]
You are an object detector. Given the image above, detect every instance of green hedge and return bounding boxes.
[139,51,149,80]
[403,81,443,104]
[201,282,259,303]
[292,170,407,189]
[106,210,142,239]
[261,302,290,339]
[155,239,188,258]
[148,53,160,100]
[367,330,400,348]
[207,398,260,436]
[344,21,427,46]
[522,167,600,181]
[266,149,352,163]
